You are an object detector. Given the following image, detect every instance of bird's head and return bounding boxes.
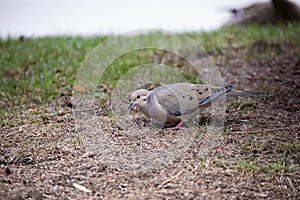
[128,89,150,110]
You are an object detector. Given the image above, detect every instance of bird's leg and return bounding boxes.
[168,121,183,130]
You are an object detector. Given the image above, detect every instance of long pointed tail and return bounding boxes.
[226,90,273,99]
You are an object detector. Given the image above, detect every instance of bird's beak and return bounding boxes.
[128,102,135,110]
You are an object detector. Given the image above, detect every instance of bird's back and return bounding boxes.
[153,83,232,117]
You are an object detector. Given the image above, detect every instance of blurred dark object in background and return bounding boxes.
[225,0,300,26]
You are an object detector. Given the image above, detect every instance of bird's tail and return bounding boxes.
[226,90,273,99]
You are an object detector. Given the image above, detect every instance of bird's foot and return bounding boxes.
[168,121,183,130]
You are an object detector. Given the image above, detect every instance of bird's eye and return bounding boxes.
[137,95,140,99]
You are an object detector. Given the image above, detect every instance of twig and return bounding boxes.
[72,183,92,193]
[286,177,296,192]
[159,169,184,186]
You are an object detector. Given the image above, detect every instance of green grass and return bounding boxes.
[268,158,292,173]
[0,36,106,106]
[236,157,292,173]
[1,24,300,125]
[188,23,300,53]
[237,158,258,171]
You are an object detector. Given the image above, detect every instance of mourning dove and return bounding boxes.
[128,83,268,129]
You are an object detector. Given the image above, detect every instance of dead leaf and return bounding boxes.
[73,85,86,92]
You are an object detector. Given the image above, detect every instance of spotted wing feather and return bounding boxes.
[153,83,231,117]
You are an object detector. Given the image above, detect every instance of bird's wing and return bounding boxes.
[153,83,232,117]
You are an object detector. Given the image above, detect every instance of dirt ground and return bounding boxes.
[1,39,299,199]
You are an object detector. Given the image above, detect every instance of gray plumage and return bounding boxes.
[128,83,268,126]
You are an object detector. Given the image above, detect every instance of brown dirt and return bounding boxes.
[1,39,299,199]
